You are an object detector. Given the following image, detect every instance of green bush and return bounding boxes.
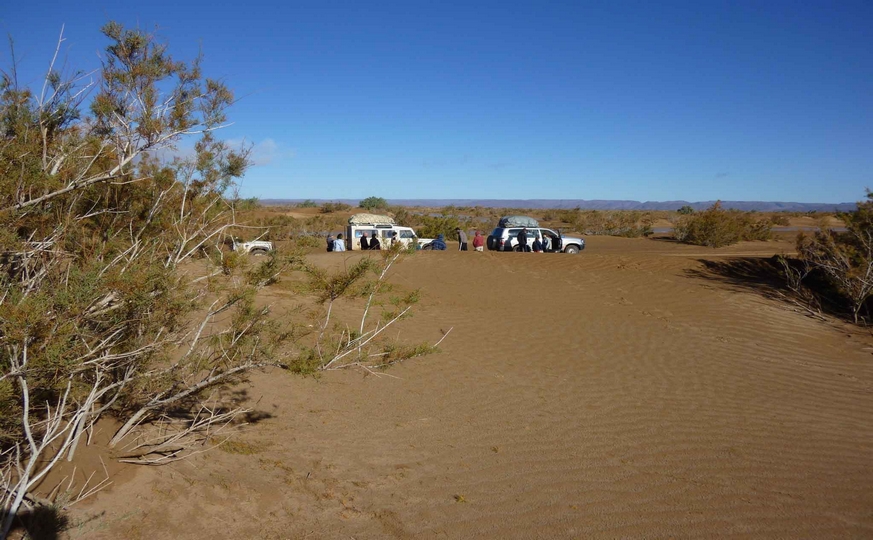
[674,202,771,247]
[359,196,388,211]
[297,199,317,208]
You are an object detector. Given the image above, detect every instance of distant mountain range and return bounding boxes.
[260,198,857,212]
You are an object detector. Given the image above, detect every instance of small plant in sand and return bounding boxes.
[294,243,450,374]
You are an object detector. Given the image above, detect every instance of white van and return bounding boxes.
[345,214,433,251]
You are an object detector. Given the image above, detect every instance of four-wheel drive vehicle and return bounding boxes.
[231,238,274,256]
[346,213,433,251]
[487,226,585,254]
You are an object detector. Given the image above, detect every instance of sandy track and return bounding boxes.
[70,237,873,539]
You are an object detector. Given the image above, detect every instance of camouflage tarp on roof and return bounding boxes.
[348,213,395,225]
[498,215,539,228]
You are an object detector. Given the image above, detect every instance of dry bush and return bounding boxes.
[320,202,351,213]
[292,245,448,373]
[793,193,873,323]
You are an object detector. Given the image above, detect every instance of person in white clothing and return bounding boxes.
[333,233,346,251]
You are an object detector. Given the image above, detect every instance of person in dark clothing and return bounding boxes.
[431,234,447,250]
[326,234,335,252]
[369,233,381,250]
[517,228,528,252]
[456,228,468,251]
[532,236,543,252]
[359,232,370,250]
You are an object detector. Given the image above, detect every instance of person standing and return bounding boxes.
[334,233,346,252]
[391,231,399,249]
[359,232,370,251]
[369,233,381,250]
[456,228,468,251]
[472,230,485,252]
[517,227,528,252]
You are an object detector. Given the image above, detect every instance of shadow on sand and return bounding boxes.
[684,256,858,323]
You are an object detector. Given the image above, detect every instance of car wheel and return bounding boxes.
[421,244,433,251]
[564,245,580,254]
[251,249,268,257]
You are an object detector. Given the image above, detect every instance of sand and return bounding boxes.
[66,235,873,539]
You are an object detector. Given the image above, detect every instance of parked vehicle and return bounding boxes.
[345,213,433,250]
[486,226,585,254]
[231,238,274,256]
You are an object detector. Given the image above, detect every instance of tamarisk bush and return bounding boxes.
[0,23,287,536]
[795,193,873,323]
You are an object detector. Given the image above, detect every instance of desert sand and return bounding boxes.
[66,235,873,539]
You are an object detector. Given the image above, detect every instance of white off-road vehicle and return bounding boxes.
[231,238,274,256]
[485,216,585,253]
[345,213,434,251]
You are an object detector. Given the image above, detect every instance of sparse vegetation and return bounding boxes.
[576,210,654,237]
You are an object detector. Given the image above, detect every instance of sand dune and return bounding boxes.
[69,236,873,539]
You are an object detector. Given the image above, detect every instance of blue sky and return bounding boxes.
[3,1,871,203]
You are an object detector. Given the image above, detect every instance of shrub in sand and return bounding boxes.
[0,23,444,535]
[576,210,654,237]
[792,192,873,323]
[0,23,293,535]
[673,202,771,247]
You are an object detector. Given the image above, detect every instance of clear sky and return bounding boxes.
[3,1,871,203]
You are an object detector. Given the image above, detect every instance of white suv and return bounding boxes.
[486,227,585,254]
[231,238,274,256]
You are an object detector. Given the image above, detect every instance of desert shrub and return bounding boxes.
[674,202,772,247]
[294,235,321,249]
[557,208,581,224]
[0,23,293,533]
[540,209,558,222]
[677,205,695,215]
[770,214,790,226]
[297,199,317,208]
[794,193,873,323]
[576,210,653,237]
[320,201,351,213]
[359,196,388,211]
[415,216,463,239]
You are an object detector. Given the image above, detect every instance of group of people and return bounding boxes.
[325,233,346,251]
[429,229,485,251]
[455,228,485,251]
[326,229,488,252]
[326,231,398,252]
[515,227,551,252]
